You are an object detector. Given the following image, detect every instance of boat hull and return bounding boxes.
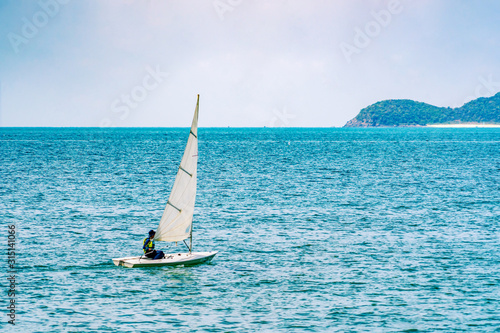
[112,251,217,268]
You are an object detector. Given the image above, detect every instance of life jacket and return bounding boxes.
[143,237,154,253]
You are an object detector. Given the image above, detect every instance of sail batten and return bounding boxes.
[155,95,199,242]
[166,200,181,212]
[179,166,193,177]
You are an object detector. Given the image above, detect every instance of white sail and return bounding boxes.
[112,95,218,268]
[155,95,199,242]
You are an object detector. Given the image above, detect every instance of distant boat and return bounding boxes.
[112,95,217,268]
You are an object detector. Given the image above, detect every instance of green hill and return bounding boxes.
[344,92,500,127]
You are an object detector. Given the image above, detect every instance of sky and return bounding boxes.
[0,0,499,127]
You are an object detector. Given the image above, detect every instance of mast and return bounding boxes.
[155,94,199,244]
[190,94,198,254]
[189,225,193,253]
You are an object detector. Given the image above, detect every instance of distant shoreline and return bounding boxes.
[426,123,500,128]
[344,92,500,127]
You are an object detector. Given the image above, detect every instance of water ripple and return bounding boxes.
[0,128,498,332]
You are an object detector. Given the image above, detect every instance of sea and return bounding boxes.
[1,127,499,332]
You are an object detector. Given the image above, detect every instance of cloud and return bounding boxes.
[0,0,499,126]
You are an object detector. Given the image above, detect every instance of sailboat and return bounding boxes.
[112,95,217,268]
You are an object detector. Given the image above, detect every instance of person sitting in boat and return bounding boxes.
[143,230,165,260]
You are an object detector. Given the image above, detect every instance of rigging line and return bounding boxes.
[190,130,197,139]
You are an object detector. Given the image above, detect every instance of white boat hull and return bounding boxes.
[112,251,217,268]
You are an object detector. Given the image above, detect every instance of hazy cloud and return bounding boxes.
[0,0,499,127]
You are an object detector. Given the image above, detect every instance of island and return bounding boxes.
[344,92,500,127]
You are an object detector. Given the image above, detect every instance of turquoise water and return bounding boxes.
[1,128,499,332]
